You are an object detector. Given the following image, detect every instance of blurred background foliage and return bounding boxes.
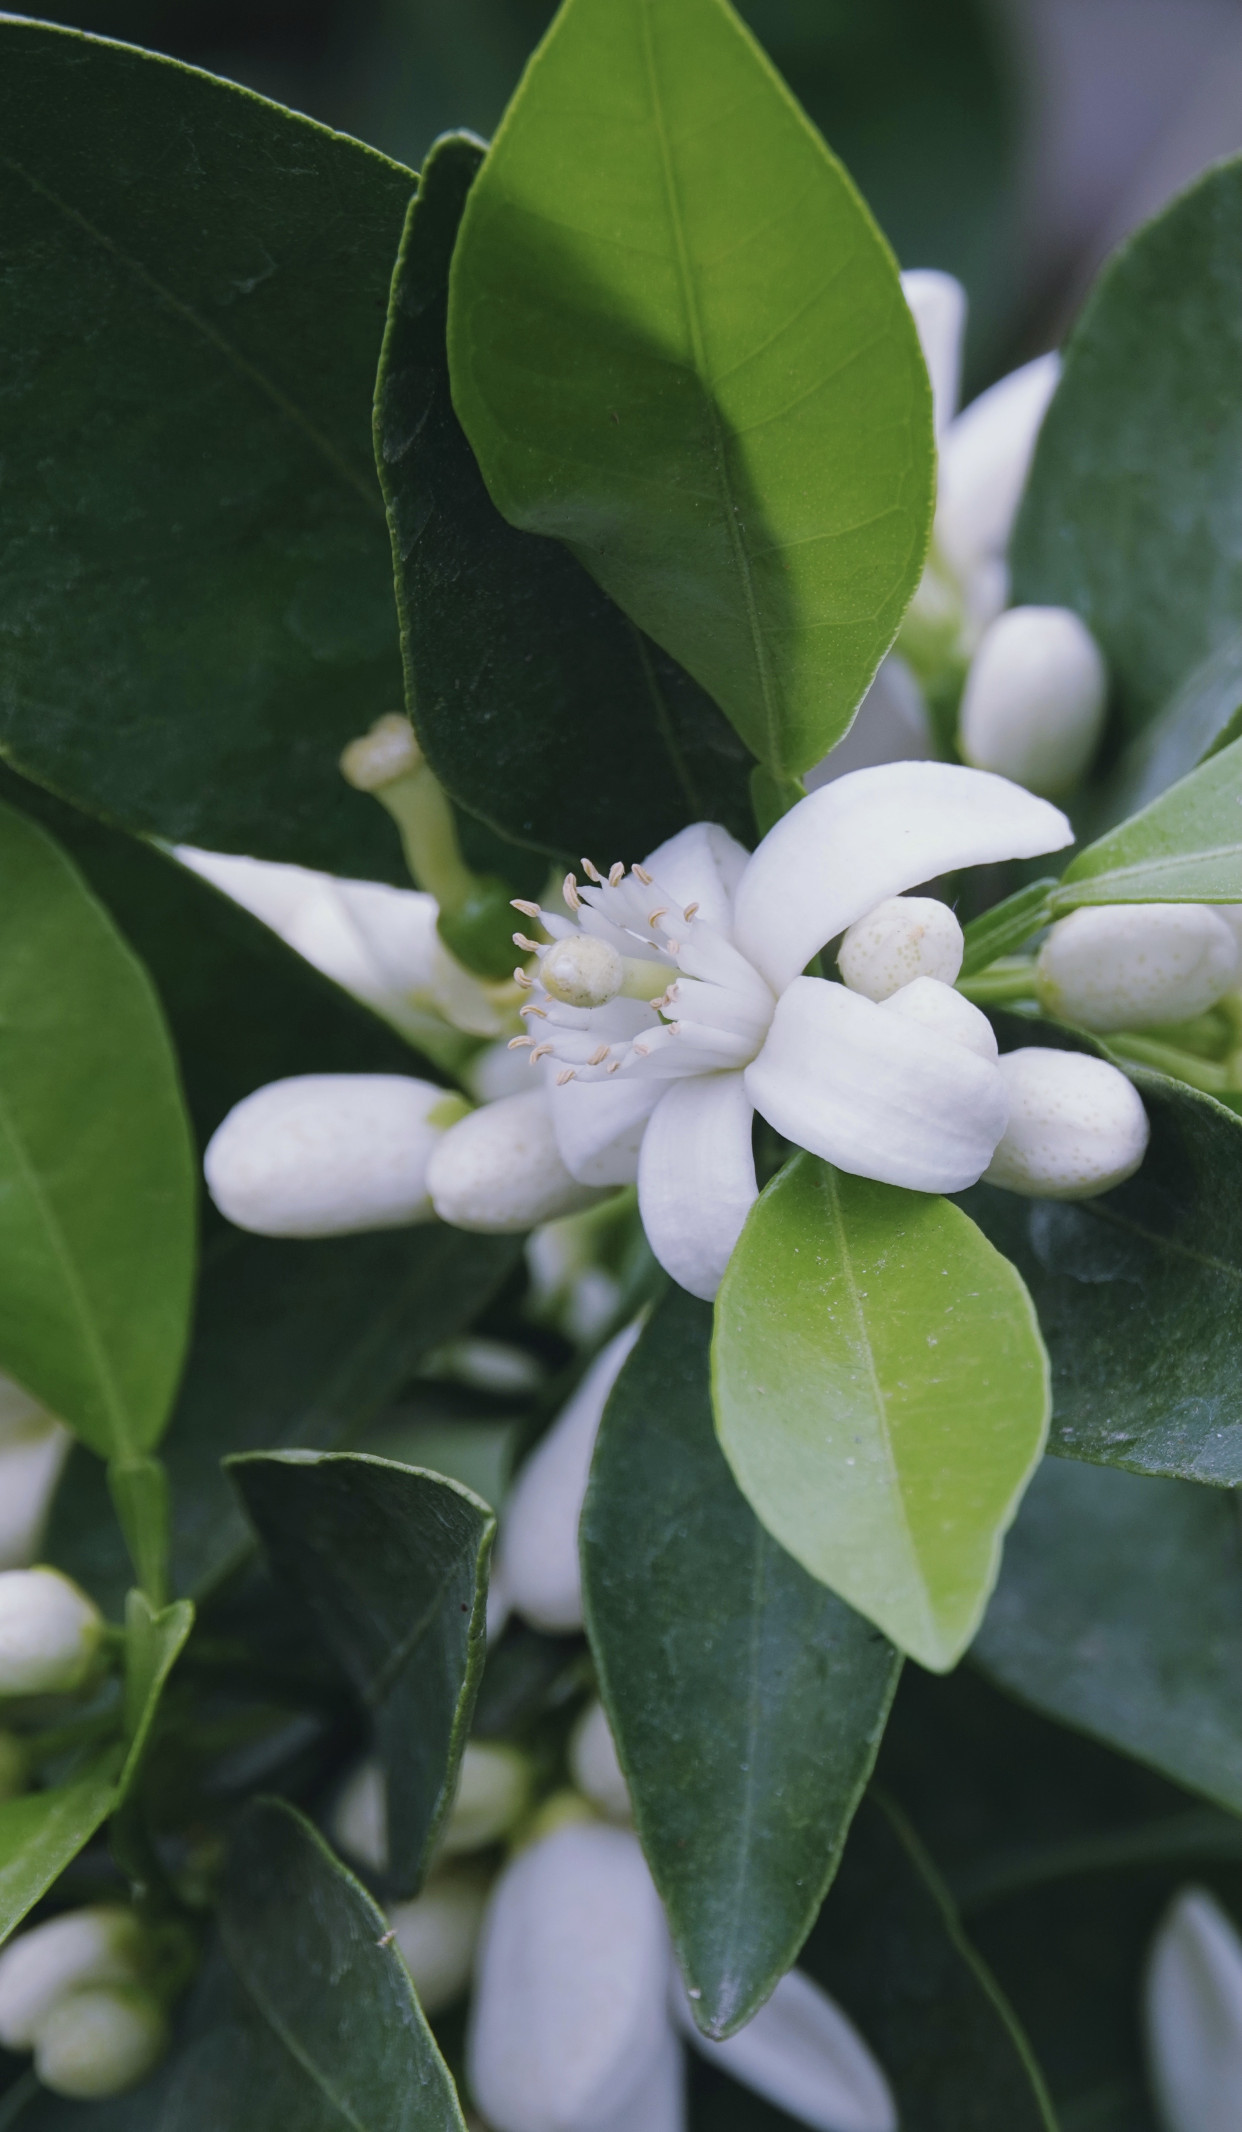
[20,0,1242,390]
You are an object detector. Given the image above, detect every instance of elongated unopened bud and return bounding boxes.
[441,1742,532,1858]
[901,269,965,439]
[0,1569,103,1697]
[983,1049,1148,1199]
[838,897,964,1001]
[936,352,1061,587]
[1036,905,1239,1032]
[879,976,997,1059]
[0,1375,71,1572]
[673,1967,896,2132]
[0,1908,145,2050]
[205,1074,460,1237]
[569,1698,632,1824]
[959,606,1107,796]
[34,1984,168,2100]
[388,1867,489,2016]
[427,1089,608,1234]
[1145,1886,1242,2132]
[495,1321,642,1633]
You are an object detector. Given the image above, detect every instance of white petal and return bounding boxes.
[936,351,1060,582]
[640,823,751,933]
[173,846,319,935]
[0,1421,72,1571]
[673,1968,896,2132]
[570,1700,632,1824]
[427,1090,607,1233]
[387,1866,488,2017]
[282,879,391,1004]
[588,2015,685,2132]
[468,1824,672,2132]
[745,978,1008,1194]
[1145,1887,1242,2132]
[204,1074,449,1237]
[733,762,1072,996]
[637,1074,757,1301]
[548,1074,662,1186]
[901,269,966,438]
[496,1321,642,1633]
[879,977,998,1059]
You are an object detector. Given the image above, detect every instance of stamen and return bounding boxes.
[563,873,582,911]
[683,902,700,921]
[508,1035,534,1050]
[521,1004,548,1019]
[647,907,669,928]
[633,1042,650,1057]
[512,932,542,954]
[514,968,534,988]
[587,1045,610,1066]
[511,899,542,918]
[556,1068,576,1085]
[607,1060,621,1074]
[633,865,653,886]
[608,862,625,886]
[530,1042,554,1064]
[581,858,603,884]
[664,938,682,955]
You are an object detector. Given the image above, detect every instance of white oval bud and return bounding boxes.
[330,1758,387,1873]
[959,606,1107,796]
[388,1867,489,2016]
[0,1569,103,1698]
[0,1377,72,1572]
[878,976,998,1059]
[33,1984,168,2100]
[901,269,965,439]
[468,1823,672,2132]
[441,1743,532,1858]
[0,1908,144,2050]
[838,897,964,1001]
[496,1322,642,1634]
[569,1699,632,1824]
[1036,905,1239,1032]
[1145,1886,1242,2132]
[936,352,1061,586]
[983,1049,1148,1199]
[205,1074,455,1237]
[427,1089,607,1234]
[674,1967,896,2132]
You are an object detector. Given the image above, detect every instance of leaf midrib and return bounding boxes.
[222,1924,372,2131]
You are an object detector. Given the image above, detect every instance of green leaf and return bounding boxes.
[1050,735,1242,909]
[959,880,1058,979]
[713,1155,1050,1672]
[118,1590,195,1802]
[1012,158,1242,774]
[376,133,753,861]
[159,1799,466,2129]
[974,1457,1242,1815]
[961,1013,1242,1487]
[230,1454,493,1893]
[0,1752,122,1947]
[447,0,934,776]
[0,20,417,880]
[581,1286,900,2038]
[0,803,195,1460]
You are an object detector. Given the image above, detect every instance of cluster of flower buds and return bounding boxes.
[1145,1886,1242,2132]
[0,1906,169,2100]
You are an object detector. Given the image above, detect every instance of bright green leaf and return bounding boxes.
[974,1458,1242,1815]
[581,1286,899,2037]
[118,1590,195,1802]
[1051,733,1242,911]
[230,1454,493,1893]
[0,804,195,1460]
[713,1155,1050,1672]
[447,0,934,776]
[0,1753,122,1947]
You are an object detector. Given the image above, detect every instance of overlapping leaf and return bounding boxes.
[1050,734,1242,909]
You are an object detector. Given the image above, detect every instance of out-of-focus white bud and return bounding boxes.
[33,1984,168,2100]
[204,1074,460,1237]
[1211,904,1242,954]
[839,897,964,1001]
[901,269,965,439]
[0,1569,103,1698]
[495,1322,642,1634]
[468,1823,675,2132]
[424,1337,544,1395]
[440,1743,532,1858]
[958,606,1108,797]
[936,352,1061,588]
[428,1089,608,1234]
[0,1375,72,1572]
[809,656,933,787]
[0,1909,144,2050]
[569,1699,632,1824]
[330,1758,387,1873]
[879,977,998,1060]
[1036,905,1239,1032]
[388,1866,489,2015]
[983,1049,1148,1199]
[673,1968,896,2132]
[1145,1886,1242,2132]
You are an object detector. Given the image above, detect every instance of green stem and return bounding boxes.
[107,1456,170,1609]
[957,958,1038,1005]
[1105,1034,1233,1095]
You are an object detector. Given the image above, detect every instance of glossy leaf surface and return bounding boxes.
[714,1156,1050,1671]
[118,1591,195,1801]
[0,804,195,1459]
[377,133,753,859]
[448,0,934,776]
[581,1286,900,2037]
[231,1454,493,1892]
[1051,734,1242,909]
[0,1753,121,1947]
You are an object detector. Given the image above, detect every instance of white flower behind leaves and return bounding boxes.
[508,764,1072,1300]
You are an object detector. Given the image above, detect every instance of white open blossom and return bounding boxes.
[506,764,1072,1298]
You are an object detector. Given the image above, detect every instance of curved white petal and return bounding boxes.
[733,763,1071,996]
[745,978,1008,1194]
[637,1074,757,1301]
[673,1967,896,2132]
[1145,1887,1242,2132]
[879,976,998,1059]
[901,269,966,438]
[548,1074,662,1186]
[640,823,751,934]
[173,846,319,935]
[937,351,1060,582]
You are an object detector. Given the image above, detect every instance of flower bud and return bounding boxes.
[879,977,997,1060]
[673,1967,896,2132]
[33,1984,168,2100]
[0,1569,103,1697]
[387,1866,489,2015]
[901,269,965,439]
[441,1743,533,1858]
[495,1321,642,1634]
[1036,905,1239,1032]
[569,1699,632,1824]
[838,897,964,1001]
[983,1049,1148,1200]
[0,1375,71,1572]
[1145,1886,1242,2132]
[204,1074,458,1237]
[427,1089,608,1234]
[936,352,1061,588]
[958,607,1108,797]
[330,1758,387,1873]
[0,1908,144,2050]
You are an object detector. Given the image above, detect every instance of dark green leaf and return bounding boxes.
[448,0,934,776]
[376,132,753,860]
[581,1286,900,2037]
[0,1753,122,1945]
[1050,736,1242,909]
[230,1454,493,1893]
[0,20,416,878]
[0,804,195,1460]
[973,1457,1242,1813]
[118,1591,195,1802]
